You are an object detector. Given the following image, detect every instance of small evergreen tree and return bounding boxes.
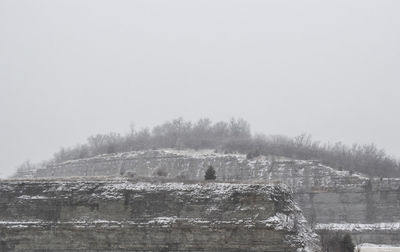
[205,165,216,180]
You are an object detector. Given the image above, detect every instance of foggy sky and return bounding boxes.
[1,0,400,178]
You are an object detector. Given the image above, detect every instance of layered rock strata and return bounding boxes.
[12,149,400,249]
[0,179,319,252]
[24,149,400,225]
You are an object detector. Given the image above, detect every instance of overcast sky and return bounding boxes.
[1,0,399,178]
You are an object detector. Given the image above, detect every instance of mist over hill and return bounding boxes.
[16,118,400,178]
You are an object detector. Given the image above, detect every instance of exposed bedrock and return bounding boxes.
[0,179,320,252]
[316,223,400,250]
[13,149,400,249]
[296,183,400,225]
[25,149,400,225]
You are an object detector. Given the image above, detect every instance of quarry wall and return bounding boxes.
[0,179,319,252]
[297,182,400,225]
[29,150,400,225]
[317,223,400,251]
[13,149,400,249]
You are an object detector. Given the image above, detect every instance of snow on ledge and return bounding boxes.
[359,243,400,248]
[316,222,400,232]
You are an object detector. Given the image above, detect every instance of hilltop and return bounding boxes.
[15,118,400,178]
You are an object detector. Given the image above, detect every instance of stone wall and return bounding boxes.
[0,179,320,252]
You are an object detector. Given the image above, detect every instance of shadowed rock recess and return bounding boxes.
[0,180,320,252]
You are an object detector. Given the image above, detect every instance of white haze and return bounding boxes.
[1,0,400,177]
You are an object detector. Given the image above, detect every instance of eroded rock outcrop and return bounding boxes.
[0,179,320,252]
[24,149,400,225]
[11,149,400,249]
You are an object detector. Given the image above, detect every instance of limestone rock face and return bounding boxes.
[0,179,320,252]
[316,223,400,249]
[12,149,400,249]
[25,149,400,225]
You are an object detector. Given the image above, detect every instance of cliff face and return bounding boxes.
[317,223,400,248]
[0,179,319,252]
[12,149,400,249]
[26,149,400,225]
[30,149,367,188]
[297,179,400,224]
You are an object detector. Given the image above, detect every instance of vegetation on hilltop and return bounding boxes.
[18,118,400,178]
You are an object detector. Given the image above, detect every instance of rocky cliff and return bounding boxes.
[12,149,400,249]
[0,179,320,252]
[24,149,400,225]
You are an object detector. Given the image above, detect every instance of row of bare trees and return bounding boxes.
[53,118,251,162]
[48,118,400,177]
[244,133,400,177]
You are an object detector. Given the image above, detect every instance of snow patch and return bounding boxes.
[316,222,400,232]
